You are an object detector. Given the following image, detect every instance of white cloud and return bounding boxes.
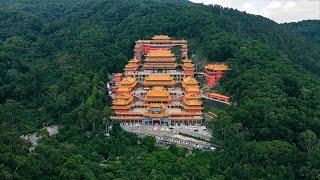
[241,2,257,14]
[267,1,282,9]
[189,0,320,23]
[285,1,297,9]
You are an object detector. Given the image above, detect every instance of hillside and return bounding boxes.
[0,0,319,179]
[282,20,320,44]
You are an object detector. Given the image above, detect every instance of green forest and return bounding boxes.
[0,0,319,179]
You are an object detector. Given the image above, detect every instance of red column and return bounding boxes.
[143,44,151,54]
[206,70,216,88]
[114,74,122,86]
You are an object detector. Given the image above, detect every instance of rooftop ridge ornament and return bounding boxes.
[151,34,172,40]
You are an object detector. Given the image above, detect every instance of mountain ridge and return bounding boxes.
[0,0,319,179]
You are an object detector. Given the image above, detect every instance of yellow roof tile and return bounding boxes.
[112,105,131,110]
[115,94,132,100]
[182,59,192,63]
[145,74,173,81]
[151,35,171,40]
[184,99,203,106]
[183,76,198,85]
[184,106,203,110]
[183,63,195,68]
[128,58,139,63]
[147,50,174,57]
[117,86,131,92]
[205,64,230,71]
[113,99,132,105]
[146,86,170,97]
[121,76,137,85]
[209,93,230,99]
[184,93,200,99]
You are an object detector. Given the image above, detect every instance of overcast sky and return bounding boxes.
[190,0,320,23]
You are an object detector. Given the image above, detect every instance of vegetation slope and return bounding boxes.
[0,0,319,179]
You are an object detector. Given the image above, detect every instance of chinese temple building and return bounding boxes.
[182,59,195,76]
[110,35,203,125]
[143,75,175,87]
[205,64,230,88]
[124,58,140,74]
[134,35,188,61]
[110,35,230,125]
[144,50,176,71]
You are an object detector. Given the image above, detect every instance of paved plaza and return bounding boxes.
[121,124,215,150]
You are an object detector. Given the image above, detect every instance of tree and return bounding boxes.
[140,136,156,152]
[298,130,318,157]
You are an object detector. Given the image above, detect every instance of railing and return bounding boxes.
[110,116,143,120]
[200,94,231,105]
[194,72,205,75]
[171,94,184,100]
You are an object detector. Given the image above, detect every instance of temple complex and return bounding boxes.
[110,35,229,125]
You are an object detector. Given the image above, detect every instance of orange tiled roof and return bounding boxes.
[144,75,175,86]
[184,105,204,110]
[118,77,137,92]
[124,64,138,69]
[112,105,131,110]
[146,86,170,97]
[113,97,133,105]
[145,58,175,62]
[145,74,173,81]
[182,59,192,63]
[144,103,169,118]
[183,76,198,85]
[143,81,175,86]
[117,86,131,92]
[115,94,132,99]
[183,99,202,106]
[121,76,137,85]
[147,50,174,57]
[125,64,138,67]
[145,86,171,102]
[182,77,200,91]
[184,93,200,99]
[128,58,139,63]
[144,112,169,118]
[151,35,171,40]
[110,116,144,120]
[144,64,177,69]
[182,64,195,70]
[209,93,230,99]
[170,117,202,121]
[205,64,230,71]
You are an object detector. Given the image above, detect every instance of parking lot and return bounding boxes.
[121,124,215,150]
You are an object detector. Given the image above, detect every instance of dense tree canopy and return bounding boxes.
[0,0,319,179]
